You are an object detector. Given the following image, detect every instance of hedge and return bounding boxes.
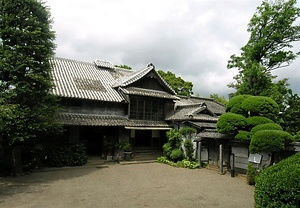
[241,96,279,120]
[235,130,251,142]
[216,113,247,134]
[246,116,274,129]
[254,152,300,208]
[250,130,293,153]
[250,123,283,135]
[46,143,88,167]
[225,95,250,115]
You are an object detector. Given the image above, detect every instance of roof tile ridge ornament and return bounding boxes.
[94,59,115,69]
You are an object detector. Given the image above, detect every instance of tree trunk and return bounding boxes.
[3,143,22,176]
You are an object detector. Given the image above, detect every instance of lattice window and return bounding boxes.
[130,97,164,120]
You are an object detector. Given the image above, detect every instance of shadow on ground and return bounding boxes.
[0,158,110,199]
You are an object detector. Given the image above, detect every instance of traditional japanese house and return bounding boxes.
[50,57,178,157]
[166,96,230,166]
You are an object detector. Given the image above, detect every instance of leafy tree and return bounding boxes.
[227,0,300,100]
[179,127,196,161]
[0,0,61,175]
[163,129,183,162]
[281,92,300,134]
[158,70,193,96]
[209,94,227,105]
[254,152,300,207]
[114,64,132,70]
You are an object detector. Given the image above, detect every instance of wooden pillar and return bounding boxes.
[198,141,202,168]
[219,144,224,175]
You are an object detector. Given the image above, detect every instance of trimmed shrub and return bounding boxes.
[241,96,279,120]
[250,123,283,135]
[170,149,184,162]
[246,116,274,129]
[247,163,259,185]
[46,143,88,167]
[217,113,247,134]
[226,95,250,115]
[235,130,251,142]
[250,130,293,153]
[254,152,300,208]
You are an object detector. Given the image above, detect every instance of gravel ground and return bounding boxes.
[0,162,254,208]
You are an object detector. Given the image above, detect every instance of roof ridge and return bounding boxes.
[53,57,93,65]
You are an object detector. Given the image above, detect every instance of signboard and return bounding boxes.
[248,153,262,164]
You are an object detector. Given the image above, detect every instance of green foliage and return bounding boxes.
[157,156,199,169]
[158,70,193,96]
[293,131,300,142]
[217,113,247,134]
[163,129,183,161]
[254,152,300,208]
[235,130,251,142]
[247,163,259,186]
[166,129,182,149]
[114,64,132,70]
[118,141,132,152]
[179,127,196,139]
[184,139,194,161]
[250,130,293,153]
[0,0,61,175]
[228,0,300,98]
[226,95,250,115]
[250,123,283,135]
[209,94,227,105]
[246,116,274,129]
[170,149,184,162]
[46,143,88,167]
[241,96,279,120]
[281,92,300,134]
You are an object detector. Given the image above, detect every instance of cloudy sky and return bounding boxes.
[46,0,300,98]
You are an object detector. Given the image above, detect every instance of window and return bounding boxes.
[130,97,164,120]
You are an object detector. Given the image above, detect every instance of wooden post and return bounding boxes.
[219,144,224,175]
[198,141,202,168]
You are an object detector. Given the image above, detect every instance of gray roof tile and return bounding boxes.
[120,87,179,100]
[51,57,125,102]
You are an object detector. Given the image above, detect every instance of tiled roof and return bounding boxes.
[196,129,228,139]
[184,121,216,129]
[176,96,225,115]
[50,57,125,102]
[113,64,176,95]
[129,119,172,128]
[120,87,179,100]
[58,113,131,126]
[166,103,219,122]
[59,113,172,128]
[94,60,115,69]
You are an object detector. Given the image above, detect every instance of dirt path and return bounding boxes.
[0,162,254,208]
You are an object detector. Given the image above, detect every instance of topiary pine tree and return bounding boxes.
[0,0,61,175]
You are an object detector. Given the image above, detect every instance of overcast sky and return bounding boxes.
[46,0,300,99]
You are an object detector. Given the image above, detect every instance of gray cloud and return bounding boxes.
[48,0,300,98]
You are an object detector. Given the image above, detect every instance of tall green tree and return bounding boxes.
[228,0,300,98]
[0,0,61,175]
[158,70,193,96]
[209,94,227,105]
